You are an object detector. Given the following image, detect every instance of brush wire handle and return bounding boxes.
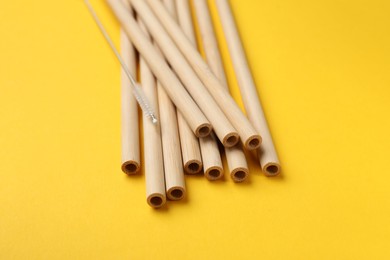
[84,0,157,124]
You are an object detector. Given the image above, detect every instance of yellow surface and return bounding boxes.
[1,0,390,259]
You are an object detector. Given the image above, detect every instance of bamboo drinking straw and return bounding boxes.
[193,0,249,182]
[178,115,203,174]
[84,0,148,175]
[215,0,281,176]
[199,133,224,180]
[138,19,166,208]
[119,2,140,175]
[163,0,202,175]
[118,0,240,148]
[155,0,185,200]
[175,0,197,44]
[176,0,223,180]
[107,0,212,139]
[137,0,261,150]
[156,69,186,200]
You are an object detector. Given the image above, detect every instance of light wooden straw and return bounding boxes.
[179,117,203,174]
[155,0,185,200]
[137,0,261,150]
[215,0,281,176]
[163,0,202,175]
[193,0,249,182]
[156,73,186,200]
[120,1,140,175]
[107,0,212,138]
[138,18,166,208]
[123,0,240,148]
[176,0,223,180]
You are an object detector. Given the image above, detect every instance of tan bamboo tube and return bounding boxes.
[121,0,239,146]
[175,0,197,44]
[137,0,261,150]
[179,116,203,174]
[200,133,224,180]
[107,0,212,138]
[119,0,240,148]
[225,144,249,182]
[163,0,202,175]
[177,110,202,174]
[215,0,281,176]
[138,18,166,208]
[120,2,140,175]
[176,0,223,180]
[153,0,185,200]
[193,0,249,182]
[156,76,186,200]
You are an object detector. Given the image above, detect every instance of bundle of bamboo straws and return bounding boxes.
[104,0,280,208]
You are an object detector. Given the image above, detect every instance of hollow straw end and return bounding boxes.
[147,193,166,208]
[195,123,213,138]
[184,160,203,174]
[222,132,240,148]
[230,168,249,183]
[121,160,140,175]
[263,163,281,177]
[205,166,224,181]
[167,187,186,201]
[244,134,262,150]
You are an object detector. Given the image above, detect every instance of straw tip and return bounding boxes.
[147,194,166,208]
[205,166,224,181]
[231,168,249,183]
[263,163,281,176]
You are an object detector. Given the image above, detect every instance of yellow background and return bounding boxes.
[1,0,390,259]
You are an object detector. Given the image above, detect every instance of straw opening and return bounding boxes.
[248,138,260,149]
[224,133,239,147]
[169,188,184,200]
[149,196,164,207]
[233,170,247,182]
[206,167,223,180]
[186,161,202,174]
[197,124,212,137]
[265,164,280,176]
[122,161,140,174]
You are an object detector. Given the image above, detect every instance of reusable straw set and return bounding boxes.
[85,0,281,208]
